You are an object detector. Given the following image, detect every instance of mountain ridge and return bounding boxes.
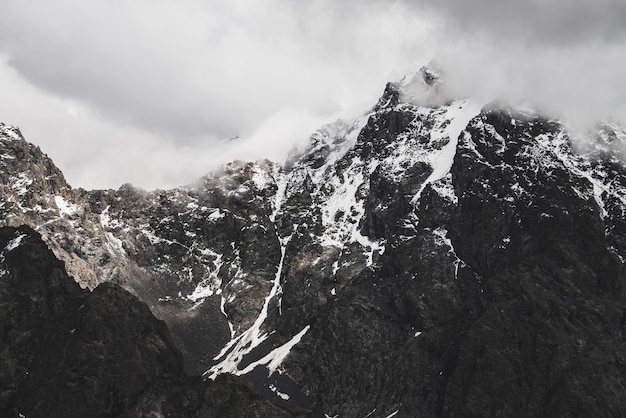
[2,66,626,416]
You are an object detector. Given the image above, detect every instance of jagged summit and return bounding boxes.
[0,122,22,140]
[2,71,626,416]
[419,61,444,87]
[374,62,450,112]
[0,122,71,199]
[398,60,445,89]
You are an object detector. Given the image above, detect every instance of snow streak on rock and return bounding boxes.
[207,235,294,379]
[2,232,27,254]
[411,99,484,204]
[238,324,310,376]
[186,251,223,305]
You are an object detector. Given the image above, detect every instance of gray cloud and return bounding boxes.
[412,0,626,45]
[0,0,624,190]
[397,0,626,128]
[0,0,433,188]
[0,0,429,141]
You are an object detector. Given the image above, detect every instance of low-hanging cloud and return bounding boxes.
[0,0,435,189]
[0,55,227,190]
[0,0,625,189]
[409,0,626,126]
[0,0,431,141]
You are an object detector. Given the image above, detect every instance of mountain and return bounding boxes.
[2,64,626,416]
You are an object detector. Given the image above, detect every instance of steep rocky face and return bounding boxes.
[0,225,306,417]
[439,107,626,416]
[0,125,100,289]
[2,64,626,416]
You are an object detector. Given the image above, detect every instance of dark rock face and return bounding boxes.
[0,225,305,417]
[3,65,626,417]
[256,101,626,416]
[439,107,626,417]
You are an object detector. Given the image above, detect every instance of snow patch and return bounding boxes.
[55,196,79,217]
[432,227,463,279]
[411,99,484,204]
[269,384,290,401]
[4,233,27,253]
[238,325,311,376]
[270,169,289,223]
[0,124,22,141]
[0,232,28,268]
[251,165,274,191]
[207,209,225,221]
[536,129,626,220]
[100,206,127,255]
[219,293,235,338]
[11,173,33,197]
[186,253,223,303]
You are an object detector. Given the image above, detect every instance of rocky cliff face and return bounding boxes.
[2,65,626,417]
[0,225,305,417]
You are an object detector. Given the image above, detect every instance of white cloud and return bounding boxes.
[430,33,626,131]
[400,0,626,126]
[0,0,435,189]
[0,54,223,190]
[0,0,624,190]
[0,0,433,138]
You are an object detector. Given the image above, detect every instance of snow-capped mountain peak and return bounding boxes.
[3,70,626,416]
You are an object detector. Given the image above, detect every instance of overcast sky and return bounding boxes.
[1,0,625,190]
